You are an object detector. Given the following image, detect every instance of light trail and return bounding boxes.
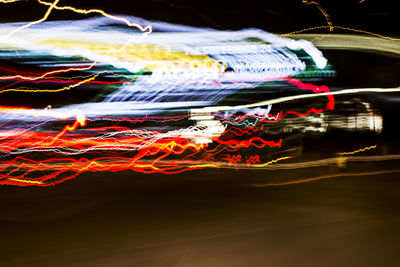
[280,25,400,41]
[0,73,101,94]
[241,154,400,170]
[0,0,61,41]
[0,0,24,3]
[1,0,151,41]
[0,0,152,81]
[337,145,377,156]
[37,0,152,33]
[288,34,400,55]
[1,6,394,186]
[192,86,400,114]
[251,169,400,187]
[301,0,333,31]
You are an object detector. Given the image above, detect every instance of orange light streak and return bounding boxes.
[281,25,400,41]
[251,169,400,187]
[301,0,334,31]
[337,145,377,156]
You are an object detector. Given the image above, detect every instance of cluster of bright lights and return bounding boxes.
[0,4,339,186]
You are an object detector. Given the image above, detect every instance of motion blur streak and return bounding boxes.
[0,0,151,41]
[289,34,400,55]
[0,0,61,41]
[1,7,397,186]
[281,25,400,41]
[337,145,377,156]
[0,1,152,80]
[251,169,400,187]
[175,154,400,171]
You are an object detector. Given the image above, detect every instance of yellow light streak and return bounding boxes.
[281,25,400,41]
[301,0,333,31]
[7,178,44,184]
[251,169,400,187]
[0,0,60,41]
[192,86,400,113]
[252,156,293,167]
[39,41,221,71]
[189,163,219,168]
[0,73,100,94]
[337,145,377,156]
[0,0,152,81]
[0,0,25,3]
[37,0,151,33]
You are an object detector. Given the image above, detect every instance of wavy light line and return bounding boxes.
[337,145,377,156]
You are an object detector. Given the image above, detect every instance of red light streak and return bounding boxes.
[0,75,334,186]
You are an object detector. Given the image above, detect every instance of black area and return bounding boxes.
[0,0,398,35]
[1,169,400,267]
[323,50,400,88]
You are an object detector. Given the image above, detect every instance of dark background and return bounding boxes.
[0,0,398,35]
